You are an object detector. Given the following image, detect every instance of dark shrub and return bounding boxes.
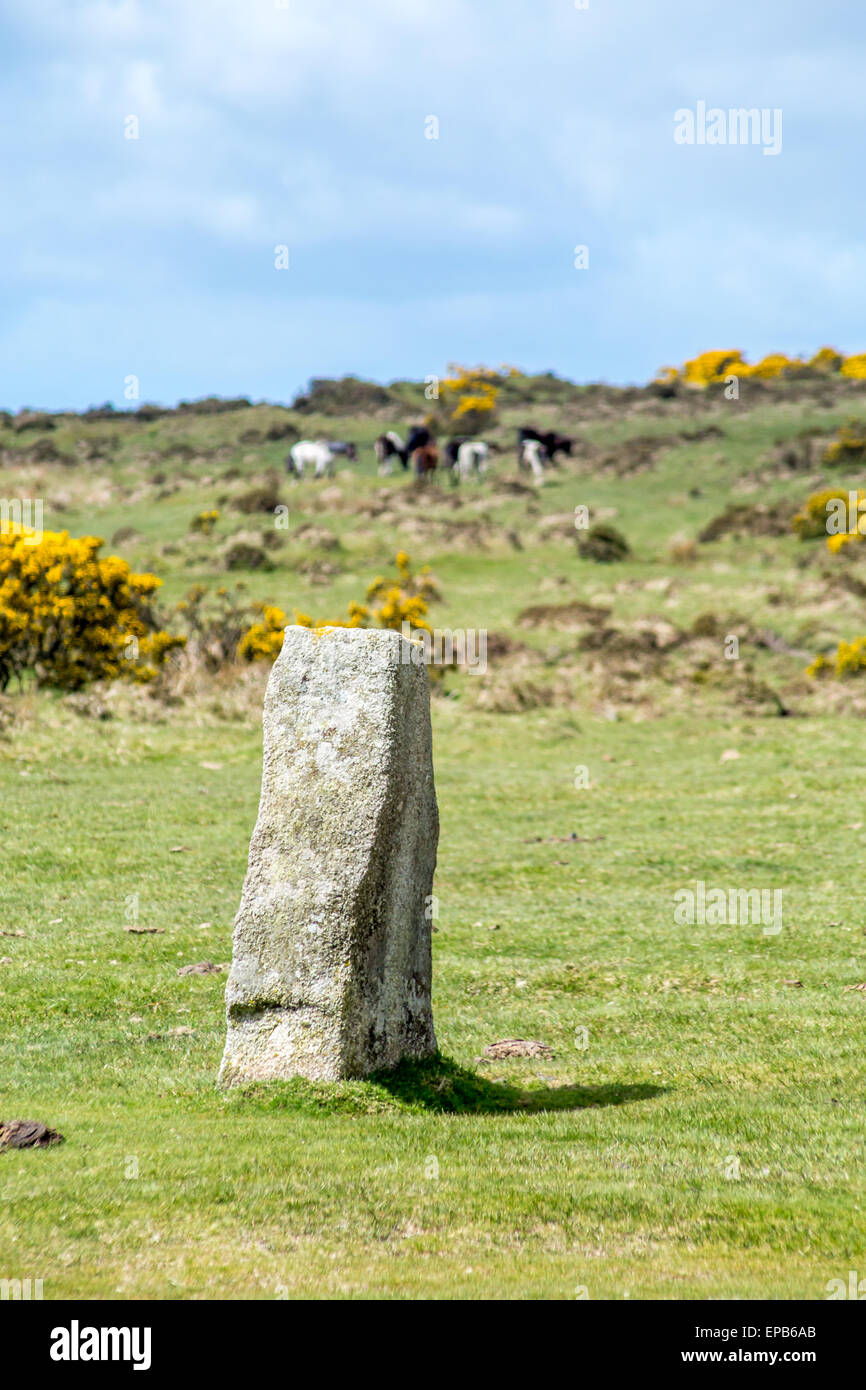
[292,376,395,415]
[231,475,283,514]
[13,411,55,433]
[223,541,268,571]
[578,523,631,562]
[177,396,252,415]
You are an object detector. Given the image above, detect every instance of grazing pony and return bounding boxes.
[455,440,489,481]
[287,440,345,479]
[374,431,410,474]
[324,440,358,461]
[516,427,573,467]
[413,443,439,479]
[443,437,467,472]
[443,436,467,483]
[520,438,548,483]
[406,425,432,456]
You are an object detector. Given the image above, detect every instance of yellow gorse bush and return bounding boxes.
[0,525,184,690]
[793,476,866,554]
[826,530,862,555]
[237,604,290,663]
[823,422,866,467]
[807,638,866,680]
[238,552,440,664]
[439,365,500,431]
[658,346,860,387]
[189,509,219,535]
[792,488,864,540]
[835,639,866,675]
[840,354,866,380]
[811,346,844,372]
[677,350,746,386]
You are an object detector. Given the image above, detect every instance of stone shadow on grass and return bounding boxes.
[369,1054,667,1115]
[224,1054,667,1117]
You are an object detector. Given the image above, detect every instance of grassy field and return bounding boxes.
[2,378,866,1299]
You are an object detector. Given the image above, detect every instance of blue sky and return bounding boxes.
[0,0,863,410]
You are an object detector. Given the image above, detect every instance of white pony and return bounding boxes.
[521,438,547,483]
[455,440,489,481]
[288,440,339,479]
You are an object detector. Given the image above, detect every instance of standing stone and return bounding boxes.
[218,625,438,1085]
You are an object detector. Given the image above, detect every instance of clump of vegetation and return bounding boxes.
[792,488,861,540]
[0,526,183,690]
[12,411,56,433]
[292,376,395,414]
[658,350,745,387]
[840,354,866,380]
[222,539,269,571]
[438,365,501,434]
[27,437,66,464]
[657,345,862,387]
[361,550,441,626]
[176,396,252,415]
[110,526,142,547]
[238,551,439,664]
[667,535,697,565]
[808,638,866,679]
[263,418,299,442]
[699,502,792,542]
[189,509,219,535]
[236,603,290,663]
[230,475,284,515]
[823,421,866,468]
[771,432,827,472]
[826,530,863,556]
[811,346,844,373]
[173,584,259,672]
[577,523,630,562]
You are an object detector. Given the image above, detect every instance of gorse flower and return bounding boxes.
[792,488,864,541]
[840,354,866,380]
[807,638,866,679]
[237,603,288,663]
[0,525,183,690]
[189,509,219,535]
[439,365,500,432]
[658,346,860,387]
[823,422,866,468]
[826,530,862,555]
[237,553,440,663]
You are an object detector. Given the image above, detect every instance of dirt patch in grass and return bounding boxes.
[699,501,795,542]
[0,1120,64,1150]
[483,632,535,661]
[480,1039,554,1060]
[292,524,342,551]
[517,600,611,630]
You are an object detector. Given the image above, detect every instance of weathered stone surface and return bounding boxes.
[219,625,438,1085]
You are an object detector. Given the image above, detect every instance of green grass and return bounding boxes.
[1,385,866,1298]
[2,705,865,1298]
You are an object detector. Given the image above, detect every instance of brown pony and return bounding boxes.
[413,443,439,479]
